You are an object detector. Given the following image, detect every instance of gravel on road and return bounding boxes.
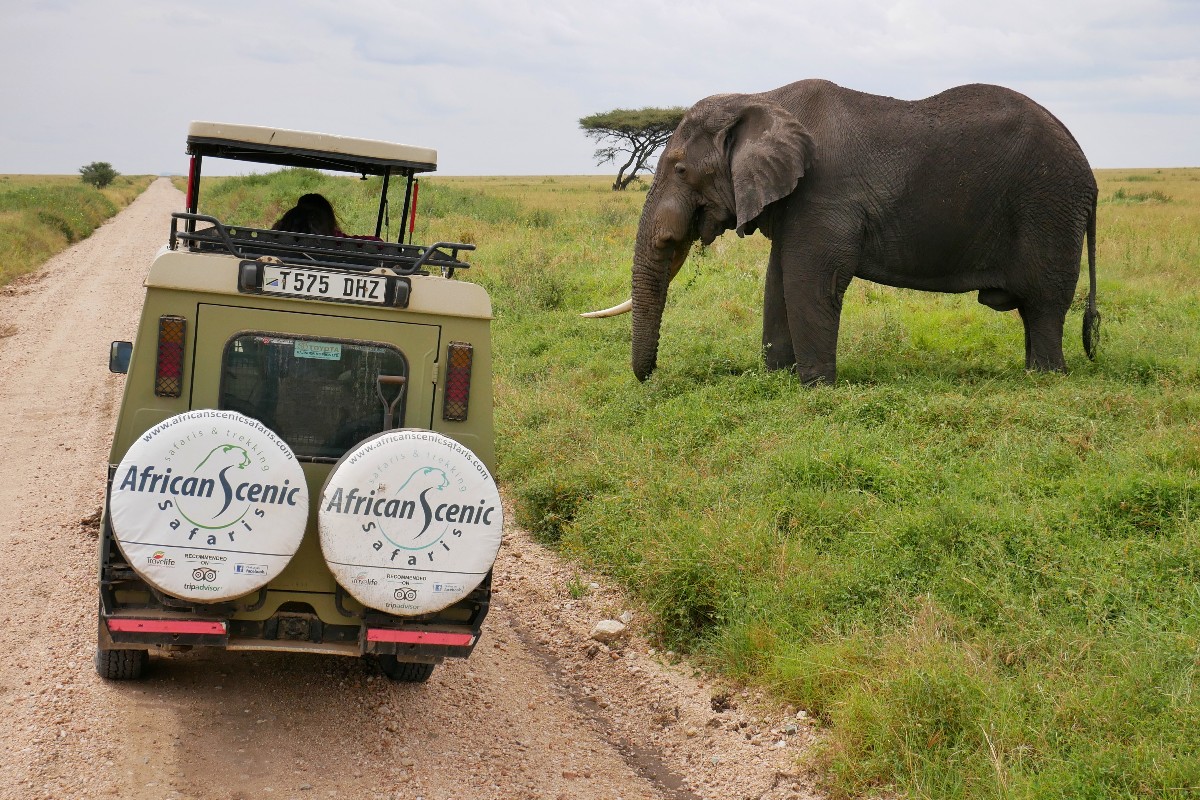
[0,178,822,800]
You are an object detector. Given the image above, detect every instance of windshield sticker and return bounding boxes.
[294,341,342,361]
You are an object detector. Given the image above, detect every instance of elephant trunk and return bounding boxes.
[624,167,700,380]
[631,240,692,381]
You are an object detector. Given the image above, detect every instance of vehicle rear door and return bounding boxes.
[191,305,440,461]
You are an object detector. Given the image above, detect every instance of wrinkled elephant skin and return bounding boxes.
[616,79,1100,384]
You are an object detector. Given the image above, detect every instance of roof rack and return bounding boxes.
[182,122,439,245]
[170,213,474,277]
[185,122,437,175]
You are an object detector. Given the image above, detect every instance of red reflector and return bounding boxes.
[367,629,475,647]
[107,619,226,635]
[186,156,198,213]
[155,315,186,397]
[409,178,420,240]
[442,341,473,422]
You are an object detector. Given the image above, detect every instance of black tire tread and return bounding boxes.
[377,655,435,683]
[95,647,149,680]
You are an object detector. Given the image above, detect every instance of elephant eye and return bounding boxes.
[674,163,687,176]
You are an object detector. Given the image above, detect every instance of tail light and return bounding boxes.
[155,315,186,397]
[442,342,473,421]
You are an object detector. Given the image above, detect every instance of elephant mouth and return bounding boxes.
[697,209,731,246]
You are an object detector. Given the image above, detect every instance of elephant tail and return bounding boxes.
[1082,194,1101,360]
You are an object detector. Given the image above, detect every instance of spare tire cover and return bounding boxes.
[319,430,503,615]
[109,410,309,603]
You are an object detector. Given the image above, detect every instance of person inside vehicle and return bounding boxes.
[272,193,381,240]
[272,193,340,235]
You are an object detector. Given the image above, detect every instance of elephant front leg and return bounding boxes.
[762,249,796,370]
[782,261,852,385]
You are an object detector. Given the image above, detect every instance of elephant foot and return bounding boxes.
[792,362,836,386]
[762,341,796,372]
[1026,359,1068,374]
[1024,345,1067,372]
[1024,334,1069,371]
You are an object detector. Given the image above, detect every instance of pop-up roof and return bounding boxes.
[186,122,438,175]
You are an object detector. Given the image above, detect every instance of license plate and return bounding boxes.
[259,265,391,306]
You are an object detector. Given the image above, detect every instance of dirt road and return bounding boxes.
[0,179,819,800]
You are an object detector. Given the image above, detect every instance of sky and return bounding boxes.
[1,0,1197,176]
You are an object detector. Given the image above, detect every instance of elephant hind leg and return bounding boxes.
[1018,304,1068,372]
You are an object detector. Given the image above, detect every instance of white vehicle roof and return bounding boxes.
[187,122,438,175]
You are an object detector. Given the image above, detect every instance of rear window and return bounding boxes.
[219,334,409,461]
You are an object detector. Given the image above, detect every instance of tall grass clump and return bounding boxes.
[1106,187,1172,204]
[192,168,1200,799]
[0,174,152,286]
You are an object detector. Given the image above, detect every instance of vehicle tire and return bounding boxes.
[377,655,435,683]
[320,430,502,616]
[109,410,309,603]
[95,647,149,680]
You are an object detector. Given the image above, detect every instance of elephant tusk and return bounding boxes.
[580,299,633,318]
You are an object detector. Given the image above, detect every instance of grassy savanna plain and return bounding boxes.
[0,174,152,288]
[198,167,1200,799]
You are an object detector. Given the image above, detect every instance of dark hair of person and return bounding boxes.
[271,193,340,236]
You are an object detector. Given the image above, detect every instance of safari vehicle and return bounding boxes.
[98,123,502,683]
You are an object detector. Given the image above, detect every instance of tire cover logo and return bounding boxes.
[109,410,309,602]
[319,430,503,615]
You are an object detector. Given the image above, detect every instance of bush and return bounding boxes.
[514,471,610,544]
[79,161,119,189]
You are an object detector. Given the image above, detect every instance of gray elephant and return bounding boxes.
[585,80,1100,384]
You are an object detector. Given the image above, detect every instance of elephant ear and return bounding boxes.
[721,100,814,236]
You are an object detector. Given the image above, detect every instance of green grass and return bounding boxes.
[1107,187,1173,204]
[0,174,153,287]
[199,167,1200,800]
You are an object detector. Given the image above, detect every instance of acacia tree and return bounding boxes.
[580,106,686,191]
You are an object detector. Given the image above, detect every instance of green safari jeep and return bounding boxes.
[98,123,501,683]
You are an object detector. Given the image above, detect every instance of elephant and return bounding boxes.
[585,79,1101,384]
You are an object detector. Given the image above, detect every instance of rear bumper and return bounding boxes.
[97,473,490,665]
[98,610,482,662]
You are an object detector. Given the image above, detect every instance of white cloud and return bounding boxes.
[0,0,1196,175]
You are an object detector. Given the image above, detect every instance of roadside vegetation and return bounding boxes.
[0,174,152,287]
[201,167,1200,800]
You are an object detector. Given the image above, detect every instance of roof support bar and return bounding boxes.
[375,171,391,240]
